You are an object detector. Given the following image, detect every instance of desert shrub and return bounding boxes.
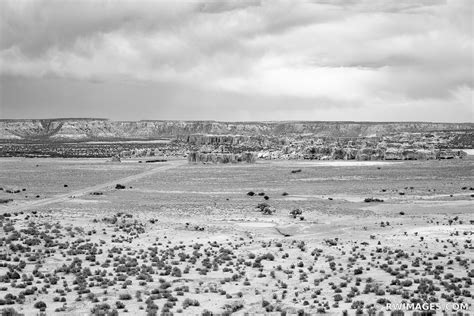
[1,307,23,316]
[401,280,413,287]
[33,301,46,310]
[182,298,200,308]
[224,301,244,313]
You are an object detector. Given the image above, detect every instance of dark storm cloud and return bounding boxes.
[0,0,472,121]
[0,0,196,55]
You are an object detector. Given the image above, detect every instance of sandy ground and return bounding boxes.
[2,160,186,213]
[0,158,472,315]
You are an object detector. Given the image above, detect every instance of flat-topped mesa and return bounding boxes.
[6,120,64,140]
[1,119,472,141]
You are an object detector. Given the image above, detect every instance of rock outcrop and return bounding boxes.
[1,119,472,160]
[187,151,256,164]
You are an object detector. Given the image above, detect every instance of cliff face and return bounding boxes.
[0,119,472,141]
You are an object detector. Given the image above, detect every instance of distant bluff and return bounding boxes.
[0,119,472,142]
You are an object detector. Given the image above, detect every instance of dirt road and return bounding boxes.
[2,160,187,213]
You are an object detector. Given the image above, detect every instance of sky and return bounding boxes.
[0,0,472,122]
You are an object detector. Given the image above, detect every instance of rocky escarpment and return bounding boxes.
[0,119,472,141]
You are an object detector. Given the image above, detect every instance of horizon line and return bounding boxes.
[1,118,473,125]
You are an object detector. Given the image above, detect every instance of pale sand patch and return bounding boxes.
[275,222,332,236]
[411,193,473,200]
[408,199,473,207]
[294,176,377,181]
[405,225,473,236]
[326,193,473,203]
[65,198,105,204]
[453,148,474,155]
[306,161,398,167]
[362,199,473,214]
[131,189,241,194]
[287,194,364,202]
[337,195,365,202]
[235,222,276,228]
[283,197,308,201]
[262,160,399,167]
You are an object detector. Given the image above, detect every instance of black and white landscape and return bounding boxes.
[0,1,473,315]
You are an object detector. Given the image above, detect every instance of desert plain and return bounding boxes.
[0,157,472,315]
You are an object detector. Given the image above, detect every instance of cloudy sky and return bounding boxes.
[0,0,472,122]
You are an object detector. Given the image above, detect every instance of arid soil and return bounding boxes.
[0,158,472,315]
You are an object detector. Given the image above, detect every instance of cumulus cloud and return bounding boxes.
[0,0,472,121]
